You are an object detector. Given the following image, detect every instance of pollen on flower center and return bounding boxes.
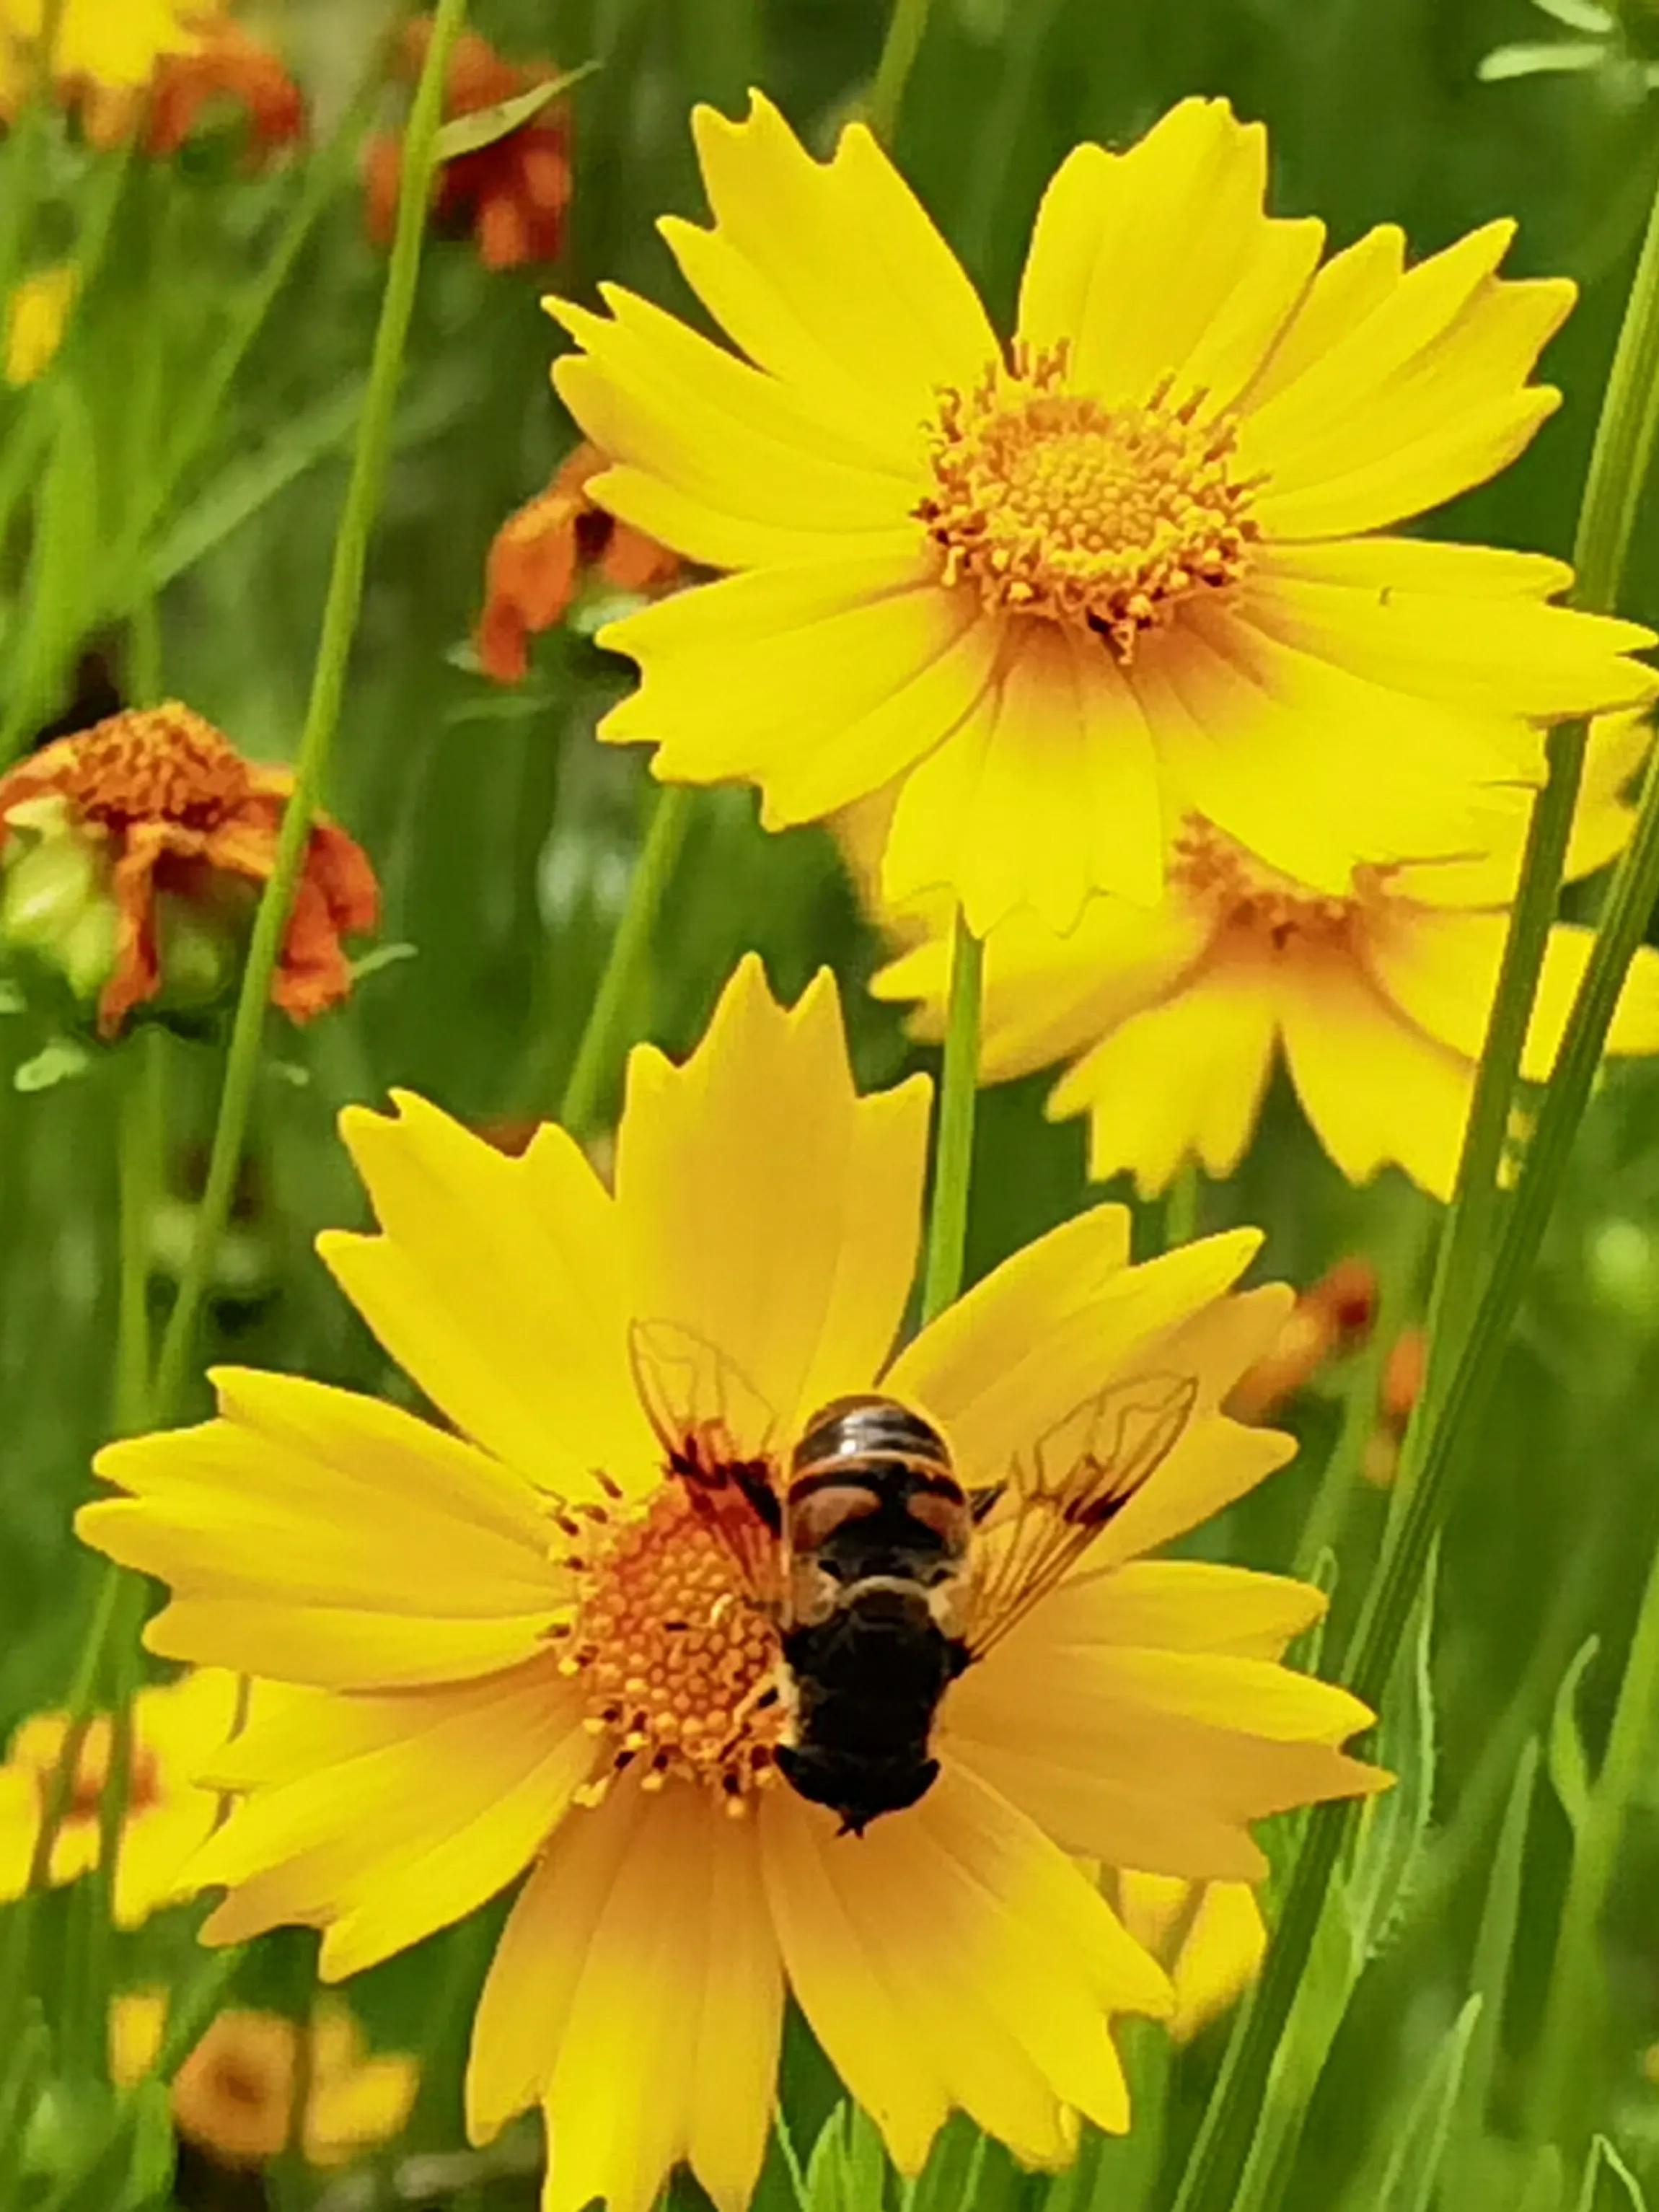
[1174,818,1352,951]
[917,344,1259,661]
[551,1481,781,1813]
[53,703,252,832]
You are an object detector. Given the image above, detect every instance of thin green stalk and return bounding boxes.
[1171,152,1659,2212]
[151,0,470,1425]
[866,0,935,144]
[919,910,984,1325]
[1161,1159,1202,1250]
[558,783,694,1136]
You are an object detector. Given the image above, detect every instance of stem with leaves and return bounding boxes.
[1171,149,1659,2212]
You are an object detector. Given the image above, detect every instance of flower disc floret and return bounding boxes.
[53,701,250,828]
[921,350,1258,659]
[557,1485,780,1809]
[1171,820,1351,952]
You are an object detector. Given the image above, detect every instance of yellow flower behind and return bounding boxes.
[863,712,1659,1201]
[548,93,1653,936]
[4,264,76,387]
[1114,1871,1267,2042]
[79,958,1384,2212]
[111,1990,418,2167]
[0,1667,237,1927]
[0,0,201,105]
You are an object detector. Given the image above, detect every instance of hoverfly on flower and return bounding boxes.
[633,1320,1195,1833]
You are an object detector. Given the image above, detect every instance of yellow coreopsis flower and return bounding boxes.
[548,93,1655,936]
[78,958,1384,2212]
[1113,1871,1267,2043]
[865,712,1659,1201]
[0,1667,237,1926]
[0,0,201,107]
[112,1991,419,2167]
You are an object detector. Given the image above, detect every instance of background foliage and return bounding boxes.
[6,0,1659,2206]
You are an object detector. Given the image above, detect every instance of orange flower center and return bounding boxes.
[919,345,1259,660]
[53,703,252,831]
[1173,819,1353,951]
[551,1483,782,1812]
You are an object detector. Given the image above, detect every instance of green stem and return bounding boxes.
[1171,152,1659,2212]
[151,0,469,1426]
[1161,1159,1202,1250]
[1532,1514,1659,2137]
[558,783,694,1136]
[919,910,984,1325]
[866,0,935,145]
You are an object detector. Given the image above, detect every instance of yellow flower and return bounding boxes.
[864,711,1659,1200]
[0,0,201,105]
[1114,1871,1267,2042]
[110,1990,418,2167]
[4,263,76,387]
[547,94,1654,936]
[0,1668,237,1926]
[79,958,1383,2212]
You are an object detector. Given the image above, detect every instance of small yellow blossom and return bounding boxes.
[0,0,201,109]
[548,93,1654,936]
[1114,1870,1268,2041]
[863,711,1659,1200]
[4,264,76,387]
[0,1669,237,1927]
[111,1991,418,2167]
[79,957,1384,2212]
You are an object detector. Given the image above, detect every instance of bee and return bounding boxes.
[630,1320,1198,1836]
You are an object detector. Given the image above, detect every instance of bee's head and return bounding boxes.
[773,1742,941,1835]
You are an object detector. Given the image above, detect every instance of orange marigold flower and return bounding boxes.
[477,442,683,683]
[142,16,305,163]
[0,701,379,1037]
[365,17,572,271]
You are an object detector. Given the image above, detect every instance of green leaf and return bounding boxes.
[1348,1553,1440,1960]
[348,940,420,983]
[804,2105,892,2212]
[431,61,600,162]
[1441,1737,1541,2206]
[1574,2136,1650,2212]
[1369,1996,1482,2212]
[1549,1636,1601,1838]
[1523,2149,1567,2212]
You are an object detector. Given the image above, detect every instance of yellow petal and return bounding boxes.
[617,957,930,1444]
[194,1659,596,1979]
[1244,544,1655,720]
[953,1635,1382,1882]
[1135,602,1546,899]
[880,623,1167,934]
[4,263,76,387]
[1277,954,1473,1198]
[673,93,996,468]
[762,1765,1167,2167]
[1240,220,1574,535]
[889,1222,1267,1493]
[470,1779,782,2212]
[109,1992,168,2088]
[1125,1877,1267,2042]
[548,284,919,570]
[319,1096,650,1500]
[1034,1560,1327,1662]
[871,887,1208,1084]
[598,550,987,822]
[1044,955,1280,1194]
[1017,101,1324,413]
[83,1372,564,1689]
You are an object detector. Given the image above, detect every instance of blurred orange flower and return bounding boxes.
[366,17,572,271]
[1228,1256,1381,1424]
[0,701,379,1037]
[141,15,305,162]
[112,1991,418,2167]
[478,443,683,682]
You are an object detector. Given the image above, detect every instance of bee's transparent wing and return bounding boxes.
[964,1370,1198,1660]
[628,1317,786,1609]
